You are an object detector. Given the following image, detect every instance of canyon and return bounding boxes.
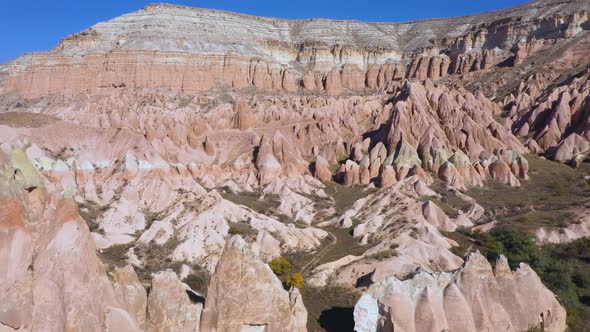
[1,0,590,331]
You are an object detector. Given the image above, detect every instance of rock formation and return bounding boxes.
[146,270,203,332]
[0,148,309,331]
[2,0,589,98]
[354,252,567,332]
[0,149,143,332]
[2,0,590,330]
[508,69,590,159]
[201,235,307,332]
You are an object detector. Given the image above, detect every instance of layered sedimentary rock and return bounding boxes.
[354,252,566,332]
[2,0,589,98]
[2,0,590,330]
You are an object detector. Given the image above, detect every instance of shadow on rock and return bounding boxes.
[318,307,354,332]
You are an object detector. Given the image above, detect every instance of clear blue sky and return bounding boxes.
[1,0,530,63]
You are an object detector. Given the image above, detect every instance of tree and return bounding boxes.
[287,273,305,289]
[269,257,292,276]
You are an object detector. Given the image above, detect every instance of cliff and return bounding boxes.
[2,0,590,97]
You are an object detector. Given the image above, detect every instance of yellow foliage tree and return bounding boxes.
[287,273,305,289]
[269,257,292,276]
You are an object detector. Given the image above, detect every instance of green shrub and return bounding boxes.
[269,257,292,276]
[287,273,305,289]
[473,229,539,270]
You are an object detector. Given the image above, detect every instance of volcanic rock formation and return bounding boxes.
[0,149,307,331]
[201,235,307,332]
[2,0,589,98]
[353,252,567,332]
[2,0,590,330]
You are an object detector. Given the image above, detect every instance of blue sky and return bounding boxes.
[1,0,529,63]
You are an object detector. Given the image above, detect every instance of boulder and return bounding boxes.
[438,161,465,189]
[379,165,397,188]
[343,160,361,186]
[554,133,589,163]
[112,265,148,330]
[422,201,457,232]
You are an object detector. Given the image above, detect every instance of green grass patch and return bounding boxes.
[322,182,377,215]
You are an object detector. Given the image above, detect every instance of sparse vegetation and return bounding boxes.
[133,237,183,282]
[269,256,292,276]
[184,266,211,296]
[228,225,242,235]
[472,229,539,269]
[78,201,108,234]
[219,92,235,104]
[221,190,278,213]
[226,221,256,241]
[322,181,377,215]
[466,155,590,231]
[99,241,135,267]
[366,247,399,261]
[0,112,58,128]
[175,95,194,109]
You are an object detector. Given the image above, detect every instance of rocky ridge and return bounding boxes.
[353,252,566,332]
[0,148,304,331]
[2,0,590,97]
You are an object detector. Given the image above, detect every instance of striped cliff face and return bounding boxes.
[2,0,589,98]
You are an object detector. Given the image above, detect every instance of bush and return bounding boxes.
[473,229,539,270]
[228,226,242,235]
[287,273,305,289]
[269,257,292,276]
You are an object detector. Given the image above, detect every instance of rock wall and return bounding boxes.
[3,1,590,98]
[0,149,144,332]
[354,252,566,332]
[0,148,307,332]
[201,235,307,332]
